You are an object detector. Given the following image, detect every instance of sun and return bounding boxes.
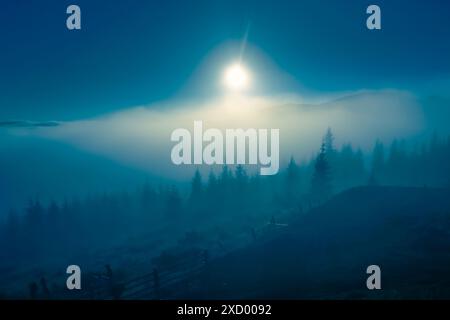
[224,63,250,91]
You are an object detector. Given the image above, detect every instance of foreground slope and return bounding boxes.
[187,186,450,299]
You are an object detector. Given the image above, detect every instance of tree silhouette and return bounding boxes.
[235,165,248,191]
[369,140,384,185]
[5,209,19,240]
[285,156,300,206]
[4,210,19,259]
[206,170,219,208]
[310,142,332,204]
[189,169,203,207]
[324,127,335,155]
[165,186,182,217]
[2,131,450,283]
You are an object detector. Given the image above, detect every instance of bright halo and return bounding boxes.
[224,63,250,91]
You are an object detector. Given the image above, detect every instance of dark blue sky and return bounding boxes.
[1,0,450,120]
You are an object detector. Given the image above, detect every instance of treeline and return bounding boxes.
[1,131,450,265]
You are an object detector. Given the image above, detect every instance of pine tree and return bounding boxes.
[219,165,233,201]
[206,170,219,207]
[220,165,231,183]
[310,142,332,204]
[235,165,248,189]
[46,201,60,244]
[141,181,157,215]
[369,140,384,185]
[207,171,217,190]
[324,127,335,155]
[387,139,407,183]
[165,186,182,217]
[285,156,300,205]
[5,209,19,257]
[25,199,44,232]
[323,127,336,177]
[189,169,203,209]
[234,165,248,209]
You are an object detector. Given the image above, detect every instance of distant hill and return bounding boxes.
[187,186,450,299]
[0,133,164,218]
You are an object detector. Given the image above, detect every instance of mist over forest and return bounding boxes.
[1,89,448,216]
[2,0,450,302]
[1,121,450,298]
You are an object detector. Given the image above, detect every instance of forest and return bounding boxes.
[1,129,450,298]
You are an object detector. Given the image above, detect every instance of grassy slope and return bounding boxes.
[188,186,450,299]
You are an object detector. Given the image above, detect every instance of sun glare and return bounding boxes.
[224,63,250,91]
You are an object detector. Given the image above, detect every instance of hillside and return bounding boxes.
[183,186,450,299]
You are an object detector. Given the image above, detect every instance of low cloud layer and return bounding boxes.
[23,89,424,179]
[0,120,60,128]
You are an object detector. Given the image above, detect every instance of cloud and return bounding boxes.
[0,120,60,128]
[26,89,424,179]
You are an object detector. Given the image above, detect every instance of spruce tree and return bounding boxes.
[310,142,332,204]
